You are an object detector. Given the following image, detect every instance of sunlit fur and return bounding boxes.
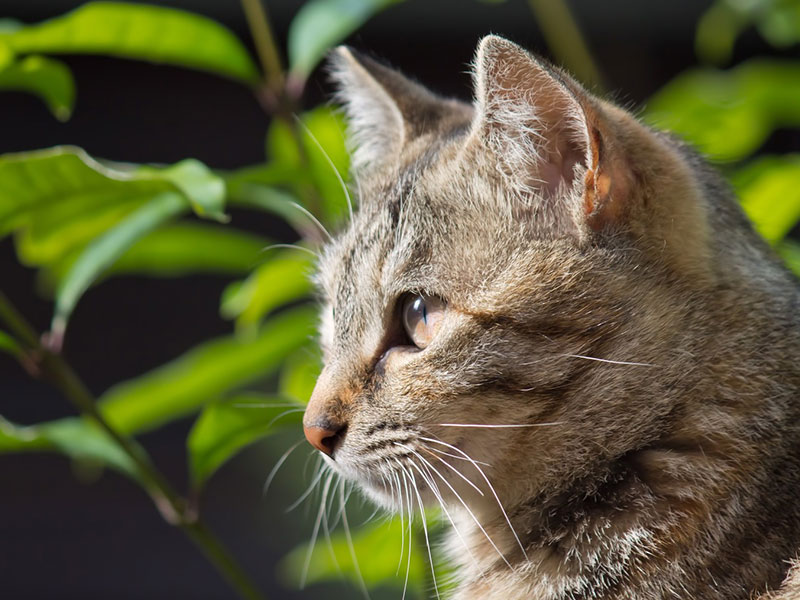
[304,35,800,599]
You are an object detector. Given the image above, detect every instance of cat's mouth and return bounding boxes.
[330,434,486,513]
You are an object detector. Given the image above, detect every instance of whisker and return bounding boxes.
[407,465,441,600]
[411,443,512,569]
[420,436,528,564]
[399,466,414,600]
[339,481,370,600]
[257,243,319,259]
[263,438,304,496]
[288,200,333,242]
[300,474,333,588]
[231,402,302,408]
[418,445,484,497]
[293,114,354,221]
[560,353,656,367]
[400,446,486,578]
[321,474,342,575]
[430,422,564,428]
[286,466,327,513]
[392,470,406,576]
[426,445,492,467]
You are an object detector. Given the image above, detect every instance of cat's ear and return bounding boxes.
[329,47,471,175]
[470,35,627,234]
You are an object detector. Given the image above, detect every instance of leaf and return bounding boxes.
[279,346,321,404]
[0,2,259,84]
[0,330,22,358]
[733,154,800,244]
[0,55,75,120]
[38,223,268,289]
[221,250,315,335]
[229,184,312,236]
[0,415,48,451]
[645,60,800,162]
[97,305,316,436]
[697,0,800,65]
[51,192,187,338]
[265,106,351,225]
[278,517,426,594]
[188,393,303,489]
[0,147,226,238]
[0,415,138,478]
[138,159,227,221]
[288,0,402,81]
[39,417,140,478]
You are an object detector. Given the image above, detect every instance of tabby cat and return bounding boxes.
[301,35,800,599]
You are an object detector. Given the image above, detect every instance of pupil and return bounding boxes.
[422,302,427,324]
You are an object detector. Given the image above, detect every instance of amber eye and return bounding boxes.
[401,294,446,349]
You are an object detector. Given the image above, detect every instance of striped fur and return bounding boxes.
[304,36,800,599]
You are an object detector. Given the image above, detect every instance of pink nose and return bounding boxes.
[303,424,343,456]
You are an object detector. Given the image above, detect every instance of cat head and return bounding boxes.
[303,36,716,518]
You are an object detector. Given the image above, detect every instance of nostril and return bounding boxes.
[304,423,347,457]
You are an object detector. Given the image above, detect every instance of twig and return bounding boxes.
[241,0,286,104]
[0,290,266,600]
[526,0,605,90]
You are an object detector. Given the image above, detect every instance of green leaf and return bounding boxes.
[279,346,321,404]
[51,192,187,339]
[288,0,402,81]
[0,55,75,120]
[188,393,303,489]
[265,106,351,225]
[278,517,426,594]
[697,0,800,65]
[110,223,267,278]
[0,330,22,358]
[733,154,800,244]
[39,417,139,478]
[229,183,310,234]
[221,250,315,334]
[97,305,316,436]
[0,1,259,84]
[0,415,48,451]
[138,159,227,222]
[0,415,138,478]
[645,60,800,162]
[39,223,269,288]
[0,147,226,238]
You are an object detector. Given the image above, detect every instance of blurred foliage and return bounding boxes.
[697,0,800,65]
[648,0,800,268]
[1,0,799,599]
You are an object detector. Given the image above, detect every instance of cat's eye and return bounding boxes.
[401,294,446,349]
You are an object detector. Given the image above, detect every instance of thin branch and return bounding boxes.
[526,0,605,90]
[0,290,266,600]
[241,0,285,100]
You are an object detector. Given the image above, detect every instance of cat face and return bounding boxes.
[304,36,714,516]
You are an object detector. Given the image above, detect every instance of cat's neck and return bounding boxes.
[451,429,800,600]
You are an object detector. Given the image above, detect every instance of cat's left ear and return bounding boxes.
[330,47,472,177]
[470,35,629,234]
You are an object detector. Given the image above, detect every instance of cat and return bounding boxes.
[301,35,800,599]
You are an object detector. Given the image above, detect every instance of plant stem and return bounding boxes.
[526,0,605,90]
[241,0,285,100]
[0,290,266,600]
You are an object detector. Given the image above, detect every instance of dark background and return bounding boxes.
[0,0,774,597]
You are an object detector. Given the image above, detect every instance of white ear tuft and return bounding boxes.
[328,47,406,175]
[471,35,593,217]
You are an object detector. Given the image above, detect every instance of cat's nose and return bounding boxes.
[303,422,346,456]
